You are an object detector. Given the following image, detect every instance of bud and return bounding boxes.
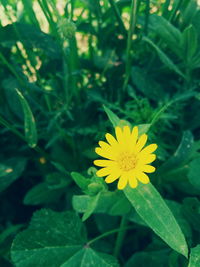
[87,182,103,195]
[57,18,76,39]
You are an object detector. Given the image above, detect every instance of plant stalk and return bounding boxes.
[87,224,132,246]
[122,0,138,93]
[113,214,128,257]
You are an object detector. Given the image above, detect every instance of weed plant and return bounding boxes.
[0,0,200,266]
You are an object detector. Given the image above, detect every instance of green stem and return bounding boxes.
[0,52,24,86]
[168,0,182,23]
[122,0,138,93]
[144,0,150,35]
[113,214,128,257]
[87,225,132,246]
[38,0,58,37]
[0,115,49,159]
[108,0,127,36]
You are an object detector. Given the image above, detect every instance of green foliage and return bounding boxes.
[124,183,188,257]
[0,0,200,266]
[11,209,119,267]
[15,89,38,148]
[0,158,26,192]
[188,245,200,267]
[11,209,87,267]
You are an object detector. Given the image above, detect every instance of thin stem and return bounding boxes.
[144,0,150,35]
[108,0,127,36]
[168,0,182,23]
[87,225,133,246]
[113,214,128,257]
[38,0,58,38]
[0,52,24,86]
[122,0,138,92]
[0,115,49,159]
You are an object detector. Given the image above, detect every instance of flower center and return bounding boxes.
[118,152,137,171]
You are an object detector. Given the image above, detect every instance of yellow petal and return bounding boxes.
[95,147,117,160]
[105,133,118,146]
[131,126,138,144]
[117,174,128,190]
[123,126,131,138]
[136,172,150,184]
[140,144,158,155]
[129,126,139,152]
[99,141,110,149]
[115,127,123,144]
[96,167,112,177]
[138,154,156,164]
[105,172,120,183]
[135,134,148,153]
[129,175,138,188]
[142,165,156,173]
[93,159,116,167]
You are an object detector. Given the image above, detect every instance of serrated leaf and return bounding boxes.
[188,245,200,267]
[16,89,38,148]
[124,183,188,257]
[11,209,87,267]
[61,247,119,267]
[0,158,26,192]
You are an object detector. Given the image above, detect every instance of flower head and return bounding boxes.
[94,126,157,190]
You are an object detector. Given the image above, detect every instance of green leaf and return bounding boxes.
[124,250,169,267]
[71,172,90,190]
[103,105,121,128]
[131,66,165,101]
[181,25,198,61]
[0,224,23,244]
[138,124,151,135]
[73,191,131,216]
[149,14,182,57]
[157,131,193,176]
[61,247,119,267]
[103,105,131,128]
[51,161,68,174]
[188,245,200,267]
[82,192,101,221]
[180,0,198,29]
[21,0,40,28]
[16,89,38,148]
[143,37,185,79]
[11,209,87,267]
[124,183,188,257]
[23,182,65,205]
[188,157,200,189]
[0,158,26,192]
[182,198,200,232]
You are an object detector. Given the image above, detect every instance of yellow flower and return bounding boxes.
[94,126,157,190]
